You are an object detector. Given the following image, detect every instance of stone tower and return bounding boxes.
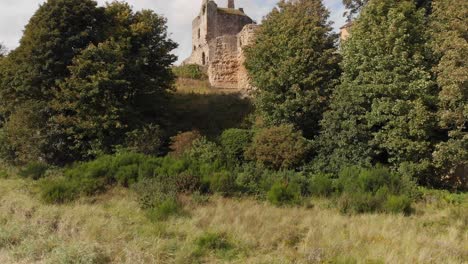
[183,0,258,90]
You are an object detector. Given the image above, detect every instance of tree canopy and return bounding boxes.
[0,0,177,164]
[245,0,340,138]
[431,0,468,189]
[317,0,438,184]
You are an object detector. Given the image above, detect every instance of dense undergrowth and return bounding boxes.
[34,132,422,217]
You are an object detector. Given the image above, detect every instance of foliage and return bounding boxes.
[133,178,182,221]
[308,173,334,197]
[40,179,80,204]
[430,0,468,190]
[169,130,202,157]
[342,0,368,21]
[1,101,48,164]
[195,231,233,254]
[208,171,237,196]
[18,162,48,180]
[124,124,165,156]
[0,43,6,57]
[317,0,437,182]
[246,125,310,170]
[172,64,207,80]
[244,0,340,138]
[0,1,177,165]
[336,165,417,214]
[220,129,252,163]
[0,0,104,108]
[267,181,302,206]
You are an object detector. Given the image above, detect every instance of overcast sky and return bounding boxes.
[0,0,346,63]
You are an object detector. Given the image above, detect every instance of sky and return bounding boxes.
[0,0,346,64]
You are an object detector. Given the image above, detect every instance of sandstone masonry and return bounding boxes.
[183,0,258,91]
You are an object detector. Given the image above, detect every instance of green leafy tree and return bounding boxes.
[48,3,177,162]
[0,0,104,107]
[244,0,340,138]
[343,0,368,21]
[246,125,310,170]
[0,1,176,164]
[0,43,6,57]
[317,0,437,183]
[431,0,468,189]
[342,0,431,21]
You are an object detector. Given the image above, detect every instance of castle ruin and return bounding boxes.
[183,0,258,90]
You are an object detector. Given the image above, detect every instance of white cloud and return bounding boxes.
[0,0,346,63]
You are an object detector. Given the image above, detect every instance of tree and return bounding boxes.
[431,0,468,189]
[0,0,104,108]
[246,125,310,170]
[342,0,431,21]
[48,3,177,162]
[0,43,6,57]
[317,0,438,184]
[244,0,340,138]
[0,1,177,164]
[343,0,368,21]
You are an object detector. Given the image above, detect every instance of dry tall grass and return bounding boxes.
[0,177,466,264]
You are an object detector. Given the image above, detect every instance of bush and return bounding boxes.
[132,178,181,221]
[208,171,237,196]
[384,195,412,215]
[40,179,79,204]
[195,232,232,252]
[19,162,48,180]
[267,181,302,206]
[336,165,417,214]
[169,130,202,157]
[220,129,253,163]
[146,198,182,221]
[309,173,334,197]
[124,124,165,155]
[246,125,310,170]
[115,164,139,187]
[172,64,207,80]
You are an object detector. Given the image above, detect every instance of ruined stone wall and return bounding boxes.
[212,10,253,40]
[207,24,258,90]
[208,35,240,89]
[184,1,258,91]
[237,24,258,91]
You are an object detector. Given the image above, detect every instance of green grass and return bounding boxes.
[169,78,253,138]
[0,176,466,263]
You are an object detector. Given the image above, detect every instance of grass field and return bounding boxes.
[0,176,466,264]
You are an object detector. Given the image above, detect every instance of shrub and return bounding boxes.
[169,130,202,157]
[132,178,182,221]
[146,197,182,221]
[208,171,237,196]
[246,125,310,170]
[309,173,334,197]
[267,181,302,206]
[115,164,139,187]
[19,162,48,180]
[195,231,232,252]
[172,64,207,80]
[124,124,165,155]
[40,179,79,204]
[336,165,417,214]
[220,129,253,163]
[384,195,412,215]
[186,137,224,165]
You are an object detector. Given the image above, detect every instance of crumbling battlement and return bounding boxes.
[183,0,257,91]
